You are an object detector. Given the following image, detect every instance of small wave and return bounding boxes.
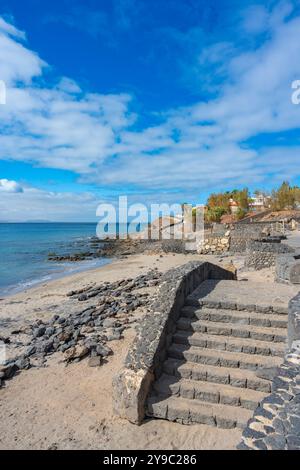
[0,274,53,296]
[0,257,112,297]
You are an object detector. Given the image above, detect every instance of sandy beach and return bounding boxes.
[0,252,248,450]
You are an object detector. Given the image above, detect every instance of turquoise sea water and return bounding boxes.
[0,223,113,296]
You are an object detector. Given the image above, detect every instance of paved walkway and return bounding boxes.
[189,279,298,312]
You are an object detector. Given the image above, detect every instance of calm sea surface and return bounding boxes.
[0,223,116,296]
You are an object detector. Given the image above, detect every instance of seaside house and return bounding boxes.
[249,193,271,212]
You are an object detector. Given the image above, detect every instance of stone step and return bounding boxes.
[177,317,286,343]
[186,296,289,315]
[181,306,288,329]
[153,373,268,410]
[147,395,253,429]
[173,330,285,357]
[163,358,272,392]
[186,279,292,315]
[168,343,282,371]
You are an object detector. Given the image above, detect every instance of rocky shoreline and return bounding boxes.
[47,237,188,262]
[48,237,169,262]
[0,269,162,388]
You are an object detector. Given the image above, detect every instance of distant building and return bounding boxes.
[249,193,271,212]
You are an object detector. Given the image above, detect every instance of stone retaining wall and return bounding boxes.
[112,261,235,424]
[229,225,275,254]
[229,236,250,253]
[276,254,300,284]
[244,240,294,271]
[245,251,277,270]
[238,293,300,450]
[247,240,293,254]
[198,234,230,254]
[210,223,228,235]
[204,223,282,255]
[232,222,272,235]
[234,221,285,234]
[288,293,300,349]
[161,239,187,254]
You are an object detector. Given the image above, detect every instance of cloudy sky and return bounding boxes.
[0,0,300,221]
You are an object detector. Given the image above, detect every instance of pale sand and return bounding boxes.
[0,253,246,450]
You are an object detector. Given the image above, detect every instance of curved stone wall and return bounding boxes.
[112,261,235,424]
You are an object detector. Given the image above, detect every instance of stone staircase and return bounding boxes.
[146,279,293,429]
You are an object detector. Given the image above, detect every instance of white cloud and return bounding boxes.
[1,3,300,211]
[0,18,44,85]
[0,184,100,221]
[0,182,207,222]
[0,16,25,39]
[86,1,300,191]
[0,17,134,173]
[0,178,23,193]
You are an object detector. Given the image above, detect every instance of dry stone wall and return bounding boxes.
[229,223,273,254]
[235,220,285,234]
[229,236,250,253]
[197,233,230,254]
[245,239,294,271]
[276,254,300,285]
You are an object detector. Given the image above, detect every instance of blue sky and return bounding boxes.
[0,0,300,221]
